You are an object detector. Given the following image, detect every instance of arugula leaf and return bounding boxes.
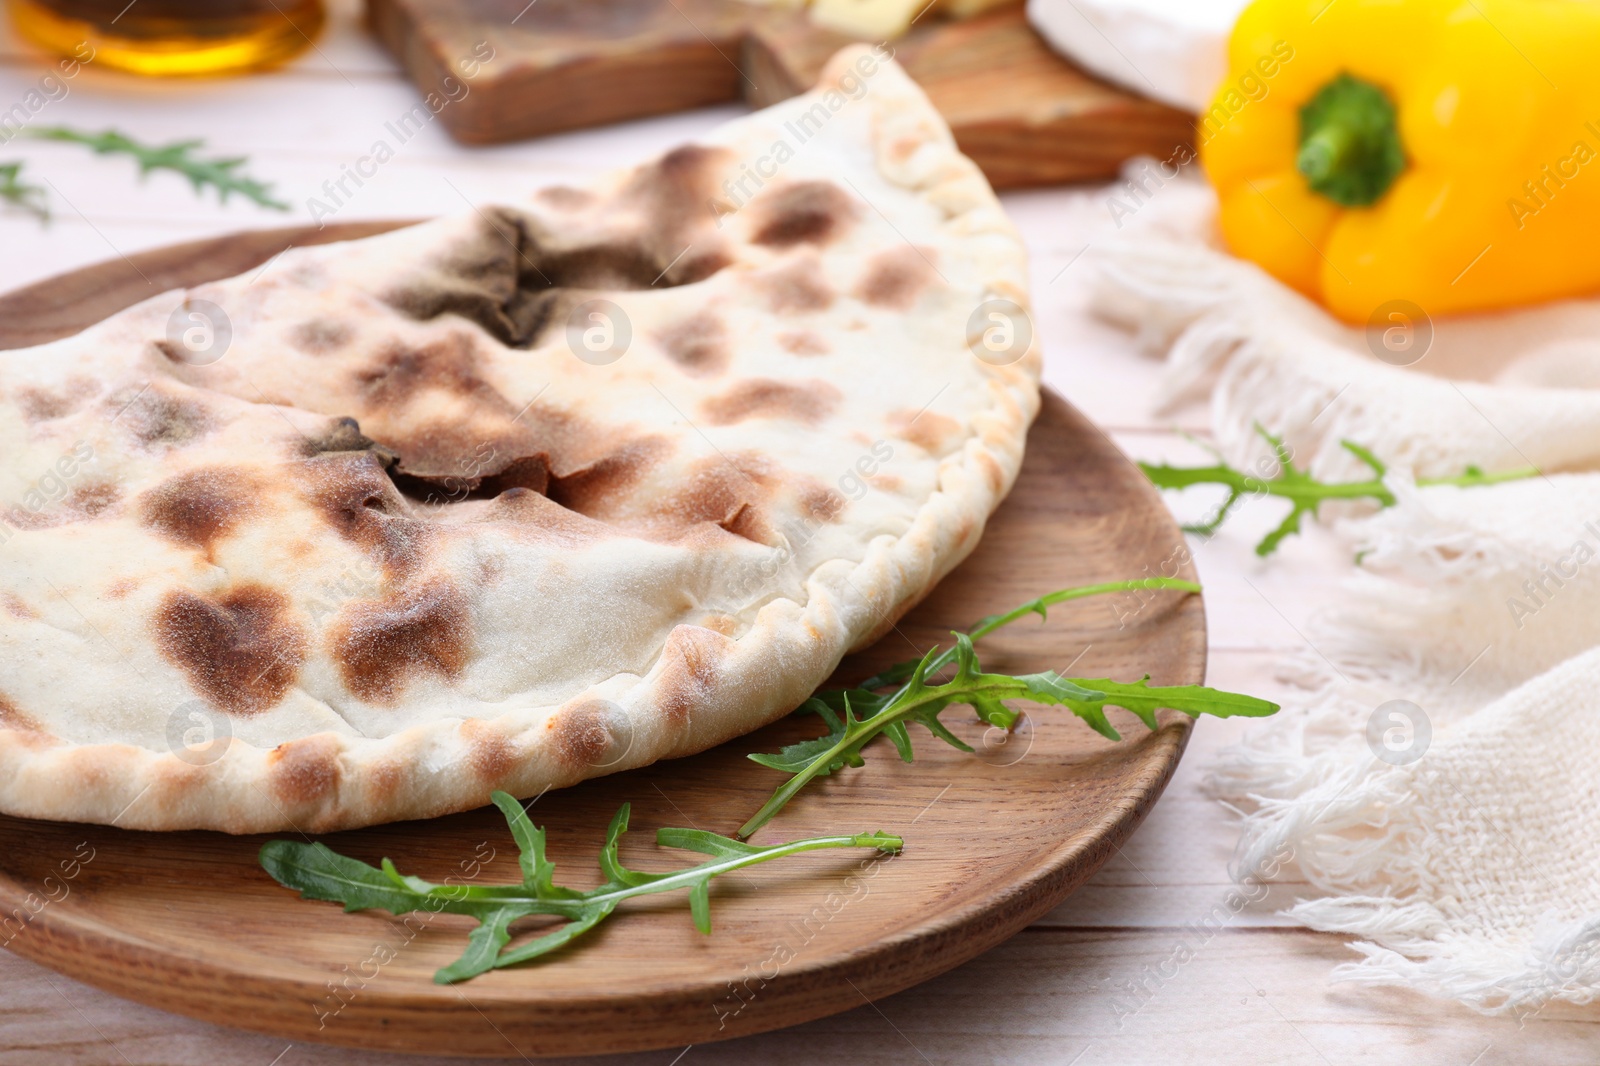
[0,162,48,222]
[260,790,901,984]
[1140,424,1536,556]
[25,126,288,210]
[740,579,1275,839]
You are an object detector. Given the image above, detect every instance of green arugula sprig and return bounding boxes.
[0,162,48,222]
[262,578,1276,981]
[22,126,288,211]
[1140,425,1538,556]
[738,577,1276,839]
[260,792,900,985]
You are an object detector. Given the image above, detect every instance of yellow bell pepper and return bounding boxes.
[1201,0,1600,323]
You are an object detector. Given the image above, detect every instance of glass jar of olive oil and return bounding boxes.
[8,0,325,76]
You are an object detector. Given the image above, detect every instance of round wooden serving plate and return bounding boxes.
[0,224,1205,1058]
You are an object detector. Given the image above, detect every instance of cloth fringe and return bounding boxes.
[1095,185,1600,1013]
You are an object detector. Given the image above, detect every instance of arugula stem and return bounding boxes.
[1415,470,1536,488]
[736,578,1264,841]
[398,833,898,916]
[862,576,1201,718]
[858,576,1201,693]
[966,576,1196,633]
[261,795,902,984]
[577,833,892,907]
[1143,463,1535,507]
[0,161,48,222]
[966,577,1200,642]
[24,126,288,210]
[741,682,1009,841]
[1140,427,1538,555]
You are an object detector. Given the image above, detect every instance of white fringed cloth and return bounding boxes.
[1094,176,1600,1015]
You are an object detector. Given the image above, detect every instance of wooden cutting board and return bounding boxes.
[0,223,1206,1058]
[366,0,1196,188]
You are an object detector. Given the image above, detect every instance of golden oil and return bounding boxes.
[7,0,325,76]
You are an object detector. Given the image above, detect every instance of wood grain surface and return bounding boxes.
[0,226,1204,1057]
[743,7,1198,190]
[365,0,1195,187]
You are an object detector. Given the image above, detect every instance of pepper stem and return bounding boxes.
[1296,73,1405,207]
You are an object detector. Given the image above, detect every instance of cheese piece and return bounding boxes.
[809,0,925,39]
[940,0,1023,16]
[738,0,1021,37]
[1025,0,1245,112]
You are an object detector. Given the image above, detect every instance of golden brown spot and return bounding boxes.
[752,255,835,314]
[154,585,307,715]
[476,554,506,587]
[267,734,341,807]
[459,402,584,475]
[536,186,594,210]
[462,718,517,783]
[117,388,214,448]
[546,436,670,518]
[702,379,842,427]
[663,458,774,545]
[140,468,261,552]
[17,387,74,421]
[104,579,137,601]
[549,699,616,769]
[887,136,922,164]
[622,144,731,217]
[18,376,96,421]
[750,181,858,248]
[671,247,734,285]
[854,246,938,310]
[889,408,962,455]
[801,481,847,522]
[619,145,736,263]
[381,423,539,490]
[296,452,430,577]
[152,755,209,802]
[354,332,497,408]
[367,758,406,805]
[2,506,53,532]
[68,482,120,518]
[655,626,731,728]
[700,613,739,637]
[976,449,1006,494]
[292,319,353,355]
[720,503,770,543]
[522,144,732,289]
[330,579,470,704]
[778,330,830,356]
[0,693,42,732]
[655,312,729,377]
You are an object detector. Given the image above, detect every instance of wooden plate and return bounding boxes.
[0,224,1205,1058]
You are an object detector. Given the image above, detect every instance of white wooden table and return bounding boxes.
[0,4,1594,1062]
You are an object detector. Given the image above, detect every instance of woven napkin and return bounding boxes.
[1092,172,1600,1014]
